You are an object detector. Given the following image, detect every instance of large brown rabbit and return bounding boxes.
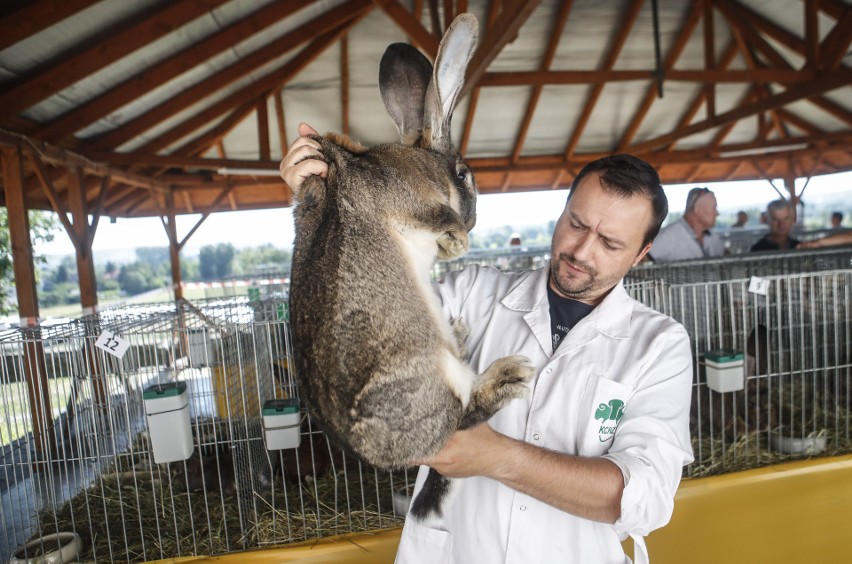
[289,14,534,522]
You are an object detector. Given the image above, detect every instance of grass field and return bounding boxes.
[38,285,249,320]
[0,376,74,446]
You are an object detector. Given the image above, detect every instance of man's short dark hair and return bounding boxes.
[832,211,843,222]
[566,154,668,247]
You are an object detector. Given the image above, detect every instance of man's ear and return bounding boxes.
[633,243,653,267]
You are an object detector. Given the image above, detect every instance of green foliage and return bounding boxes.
[118,262,162,295]
[199,243,235,281]
[0,209,59,315]
[234,243,291,275]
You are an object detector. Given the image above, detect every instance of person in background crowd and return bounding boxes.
[751,199,800,252]
[646,187,725,262]
[830,211,844,229]
[732,210,748,228]
[759,211,768,225]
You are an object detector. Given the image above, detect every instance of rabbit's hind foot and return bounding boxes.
[459,355,534,429]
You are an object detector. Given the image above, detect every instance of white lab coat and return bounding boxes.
[396,263,694,564]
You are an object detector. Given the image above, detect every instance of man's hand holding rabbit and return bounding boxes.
[279,122,328,188]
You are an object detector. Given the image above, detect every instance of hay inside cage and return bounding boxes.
[32,430,409,562]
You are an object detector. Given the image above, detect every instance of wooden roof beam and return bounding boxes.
[563,0,643,160]
[174,100,258,158]
[36,0,312,142]
[459,0,501,156]
[626,71,851,155]
[715,0,792,68]
[461,0,543,99]
[616,1,702,151]
[341,34,350,136]
[373,0,439,58]
[818,7,852,69]
[0,0,100,52]
[724,0,805,56]
[274,89,288,159]
[807,96,852,127]
[703,0,716,118]
[479,68,829,85]
[510,0,574,162]
[804,0,820,69]
[816,0,849,20]
[93,0,373,151]
[0,130,167,191]
[138,16,368,156]
[0,0,230,121]
[257,97,271,162]
[79,151,281,172]
[775,108,824,136]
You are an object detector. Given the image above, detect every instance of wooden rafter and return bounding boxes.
[459,0,501,156]
[807,96,852,127]
[616,1,703,151]
[173,100,258,158]
[479,68,835,85]
[0,0,99,52]
[275,90,288,158]
[35,0,311,142]
[626,71,850,155]
[563,0,644,160]
[510,0,574,163]
[818,8,852,69]
[461,0,543,98]
[703,0,716,117]
[341,34,350,136]
[804,0,819,68]
[257,97,270,161]
[0,0,231,121]
[93,0,373,151]
[717,2,793,69]
[143,19,366,157]
[374,0,440,57]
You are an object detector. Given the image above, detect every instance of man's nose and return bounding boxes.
[573,232,596,259]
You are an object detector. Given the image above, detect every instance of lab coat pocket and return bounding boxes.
[395,521,454,564]
[578,375,633,456]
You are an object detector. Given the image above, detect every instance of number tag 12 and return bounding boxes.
[95,331,131,359]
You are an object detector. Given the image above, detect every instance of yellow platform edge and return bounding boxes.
[147,454,852,563]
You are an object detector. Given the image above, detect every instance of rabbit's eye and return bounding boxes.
[456,168,470,183]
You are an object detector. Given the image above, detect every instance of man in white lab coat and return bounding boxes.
[282,125,693,563]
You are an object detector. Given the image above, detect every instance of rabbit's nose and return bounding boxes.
[464,212,476,230]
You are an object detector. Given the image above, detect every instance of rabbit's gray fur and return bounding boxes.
[289,14,534,522]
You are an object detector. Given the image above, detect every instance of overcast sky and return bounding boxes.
[34,170,852,257]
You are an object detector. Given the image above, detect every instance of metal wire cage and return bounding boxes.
[0,298,413,562]
[2,244,850,560]
[626,266,852,478]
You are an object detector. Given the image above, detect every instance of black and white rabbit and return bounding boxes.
[289,14,534,522]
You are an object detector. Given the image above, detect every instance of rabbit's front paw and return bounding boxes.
[460,355,535,428]
[437,230,469,259]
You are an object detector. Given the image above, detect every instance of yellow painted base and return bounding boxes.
[147,454,852,563]
[643,454,852,564]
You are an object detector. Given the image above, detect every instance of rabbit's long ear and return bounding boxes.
[379,43,433,146]
[424,14,479,153]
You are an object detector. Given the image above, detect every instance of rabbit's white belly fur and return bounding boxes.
[392,222,473,405]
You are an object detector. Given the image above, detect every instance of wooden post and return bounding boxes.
[164,190,184,301]
[784,173,799,223]
[1,145,55,457]
[66,167,98,313]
